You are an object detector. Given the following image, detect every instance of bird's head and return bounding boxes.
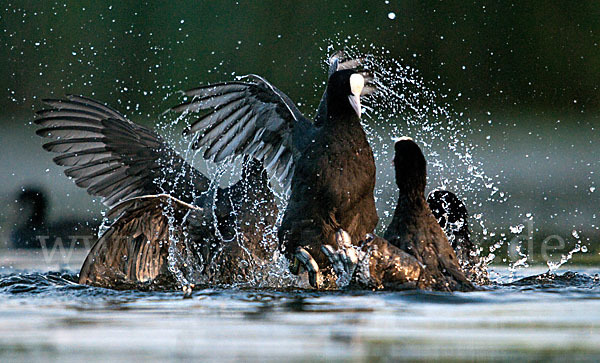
[326,69,374,119]
[393,137,427,194]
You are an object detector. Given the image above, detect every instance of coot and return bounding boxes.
[321,140,475,292]
[384,138,474,291]
[10,187,97,249]
[78,158,278,289]
[172,54,378,287]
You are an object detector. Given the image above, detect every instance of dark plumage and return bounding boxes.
[279,69,379,271]
[427,189,488,284]
[10,187,97,249]
[172,55,377,286]
[35,96,278,290]
[35,96,209,208]
[384,138,474,292]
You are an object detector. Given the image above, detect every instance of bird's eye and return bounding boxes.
[349,73,364,97]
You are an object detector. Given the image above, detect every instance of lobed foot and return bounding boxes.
[290,247,321,288]
[321,230,369,288]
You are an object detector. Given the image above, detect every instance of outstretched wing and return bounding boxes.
[78,194,204,289]
[171,53,370,192]
[35,95,209,208]
[172,76,311,191]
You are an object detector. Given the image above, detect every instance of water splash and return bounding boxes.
[329,43,501,283]
[144,41,543,287]
[547,244,584,272]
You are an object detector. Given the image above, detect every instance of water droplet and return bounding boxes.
[510,224,524,234]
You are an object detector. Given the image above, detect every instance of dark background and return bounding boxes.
[2,1,599,119]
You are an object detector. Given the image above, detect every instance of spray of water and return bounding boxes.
[325,43,500,282]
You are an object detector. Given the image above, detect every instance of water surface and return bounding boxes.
[1,252,599,361]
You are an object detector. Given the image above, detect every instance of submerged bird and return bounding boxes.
[427,189,489,284]
[35,96,278,289]
[172,55,378,287]
[10,187,97,249]
[383,138,474,291]
[321,230,425,290]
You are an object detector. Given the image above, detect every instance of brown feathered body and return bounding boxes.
[384,139,474,292]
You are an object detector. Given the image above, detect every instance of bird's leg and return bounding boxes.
[321,229,369,288]
[182,283,195,299]
[291,247,321,288]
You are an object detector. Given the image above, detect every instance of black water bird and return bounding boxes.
[10,187,97,249]
[427,189,488,284]
[383,138,474,291]
[35,96,278,289]
[172,55,377,287]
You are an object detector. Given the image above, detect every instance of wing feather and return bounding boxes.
[173,77,311,192]
[172,53,365,192]
[35,95,209,209]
